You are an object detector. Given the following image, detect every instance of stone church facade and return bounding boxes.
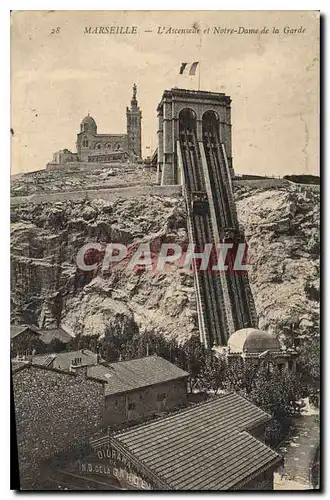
[49,84,142,166]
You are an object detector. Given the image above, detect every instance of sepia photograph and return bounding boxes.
[10,9,320,491]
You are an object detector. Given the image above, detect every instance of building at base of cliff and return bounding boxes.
[56,394,283,491]
[12,353,283,491]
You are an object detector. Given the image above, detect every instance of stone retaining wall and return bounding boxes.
[11,184,183,206]
[233,178,290,189]
[285,179,320,193]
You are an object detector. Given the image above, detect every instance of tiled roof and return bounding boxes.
[112,393,282,490]
[11,360,106,383]
[10,324,40,339]
[38,328,72,344]
[10,324,72,344]
[88,356,188,396]
[32,349,97,368]
[31,353,57,367]
[11,359,30,372]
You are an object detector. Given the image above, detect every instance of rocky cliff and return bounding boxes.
[11,184,320,343]
[235,186,319,340]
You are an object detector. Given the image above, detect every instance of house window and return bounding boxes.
[128,402,135,410]
[157,393,166,402]
[288,360,293,371]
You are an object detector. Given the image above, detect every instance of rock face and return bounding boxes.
[235,186,320,340]
[11,185,320,343]
[11,196,197,343]
[11,164,155,196]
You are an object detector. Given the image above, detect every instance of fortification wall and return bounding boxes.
[12,176,318,207]
[233,178,320,192]
[11,184,183,206]
[233,178,290,189]
[285,179,320,193]
[46,162,128,172]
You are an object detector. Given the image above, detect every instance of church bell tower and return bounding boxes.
[126,83,142,158]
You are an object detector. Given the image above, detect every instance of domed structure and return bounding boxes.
[80,114,97,134]
[228,328,281,354]
[49,85,142,166]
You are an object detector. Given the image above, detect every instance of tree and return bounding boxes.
[67,334,99,353]
[181,337,207,392]
[101,326,136,362]
[223,360,258,396]
[297,335,320,407]
[220,360,304,445]
[264,419,284,445]
[46,339,66,354]
[200,353,226,394]
[249,366,304,420]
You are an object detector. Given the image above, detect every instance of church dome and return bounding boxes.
[228,328,281,354]
[80,114,97,133]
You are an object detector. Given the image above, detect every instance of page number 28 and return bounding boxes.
[50,27,60,35]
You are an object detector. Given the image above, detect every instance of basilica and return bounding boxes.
[49,84,142,166]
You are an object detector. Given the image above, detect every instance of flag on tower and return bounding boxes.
[179,62,199,75]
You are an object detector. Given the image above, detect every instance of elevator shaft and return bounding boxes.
[178,110,258,348]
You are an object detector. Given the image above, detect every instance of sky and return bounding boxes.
[11,10,319,176]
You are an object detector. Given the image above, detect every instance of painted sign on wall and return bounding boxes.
[79,445,152,490]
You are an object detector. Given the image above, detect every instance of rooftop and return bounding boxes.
[157,88,231,111]
[11,359,106,384]
[38,327,72,344]
[32,349,98,368]
[11,359,30,372]
[81,115,97,126]
[88,355,189,396]
[228,328,281,354]
[10,324,72,344]
[10,324,40,339]
[110,393,282,490]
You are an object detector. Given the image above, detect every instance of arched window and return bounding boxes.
[179,108,197,132]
